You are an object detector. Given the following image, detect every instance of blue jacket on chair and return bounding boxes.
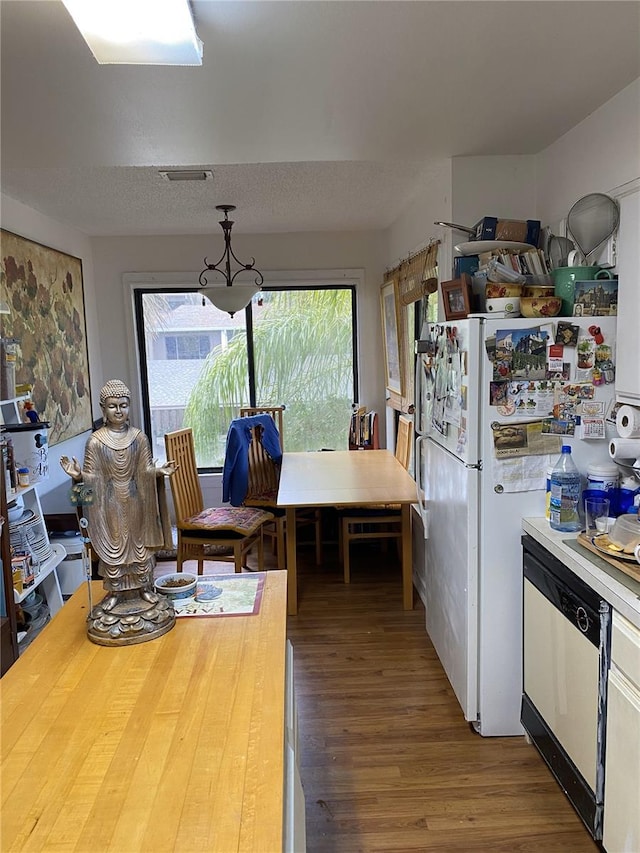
[222,414,283,506]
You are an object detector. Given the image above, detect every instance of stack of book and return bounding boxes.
[477,247,549,277]
[348,408,379,450]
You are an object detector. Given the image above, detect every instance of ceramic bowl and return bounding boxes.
[519,296,562,318]
[485,282,523,299]
[486,297,520,317]
[155,572,197,600]
[523,285,555,298]
[7,497,25,523]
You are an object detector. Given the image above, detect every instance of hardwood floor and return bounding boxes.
[156,543,598,853]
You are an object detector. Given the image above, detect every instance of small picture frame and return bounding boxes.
[441,274,472,320]
[572,278,618,317]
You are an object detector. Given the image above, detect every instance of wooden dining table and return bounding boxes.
[277,449,418,615]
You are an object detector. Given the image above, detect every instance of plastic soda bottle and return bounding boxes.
[549,445,582,532]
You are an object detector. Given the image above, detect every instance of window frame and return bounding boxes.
[126,270,363,470]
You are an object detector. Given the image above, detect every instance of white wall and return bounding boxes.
[446,155,538,284]
[1,194,102,512]
[535,77,640,224]
[386,159,452,265]
[451,155,538,228]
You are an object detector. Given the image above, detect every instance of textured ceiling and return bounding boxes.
[1,1,639,236]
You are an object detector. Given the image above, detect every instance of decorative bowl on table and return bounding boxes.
[519,296,562,318]
[155,572,197,600]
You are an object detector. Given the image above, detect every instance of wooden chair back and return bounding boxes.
[246,434,280,505]
[239,406,323,566]
[164,428,205,522]
[239,406,285,450]
[395,415,413,471]
[237,408,285,505]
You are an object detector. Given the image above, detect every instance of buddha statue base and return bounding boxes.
[86,588,176,646]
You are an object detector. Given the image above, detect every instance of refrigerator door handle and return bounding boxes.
[415,434,429,539]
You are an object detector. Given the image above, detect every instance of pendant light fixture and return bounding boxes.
[198,205,263,317]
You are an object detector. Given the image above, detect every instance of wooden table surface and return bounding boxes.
[277,450,418,614]
[1,573,288,853]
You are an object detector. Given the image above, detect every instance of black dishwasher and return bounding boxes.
[521,534,611,841]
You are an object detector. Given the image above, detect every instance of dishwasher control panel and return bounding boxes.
[523,535,602,648]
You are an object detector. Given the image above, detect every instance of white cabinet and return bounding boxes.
[613,180,640,405]
[603,611,640,853]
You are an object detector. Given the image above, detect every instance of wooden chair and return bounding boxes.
[239,406,285,442]
[239,406,323,566]
[164,428,274,574]
[339,414,414,583]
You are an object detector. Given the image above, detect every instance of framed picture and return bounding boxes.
[441,274,472,320]
[572,278,618,317]
[380,278,404,396]
[0,229,92,444]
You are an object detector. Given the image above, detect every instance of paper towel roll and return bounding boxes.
[616,404,640,439]
[609,437,640,461]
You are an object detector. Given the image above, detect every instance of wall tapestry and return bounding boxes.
[1,230,92,444]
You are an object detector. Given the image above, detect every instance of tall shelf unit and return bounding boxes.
[1,396,65,672]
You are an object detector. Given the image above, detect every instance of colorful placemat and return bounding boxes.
[173,572,265,618]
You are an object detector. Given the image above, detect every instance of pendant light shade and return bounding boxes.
[199,205,263,317]
[199,283,261,316]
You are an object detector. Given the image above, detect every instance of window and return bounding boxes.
[134,284,358,468]
[165,334,211,360]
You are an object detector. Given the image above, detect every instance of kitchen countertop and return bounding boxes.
[1,574,289,852]
[523,517,640,629]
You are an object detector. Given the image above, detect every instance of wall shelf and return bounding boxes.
[2,395,64,672]
[13,543,65,609]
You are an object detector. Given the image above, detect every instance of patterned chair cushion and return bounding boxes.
[182,506,274,535]
[155,528,234,561]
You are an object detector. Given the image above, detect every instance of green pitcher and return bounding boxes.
[552,266,614,316]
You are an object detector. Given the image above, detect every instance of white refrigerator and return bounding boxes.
[413,315,617,736]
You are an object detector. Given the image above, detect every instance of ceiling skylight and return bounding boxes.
[62,0,203,66]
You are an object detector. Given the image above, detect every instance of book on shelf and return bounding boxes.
[477,247,549,277]
[349,409,379,450]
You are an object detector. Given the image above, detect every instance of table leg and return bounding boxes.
[286,507,297,615]
[401,503,414,610]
